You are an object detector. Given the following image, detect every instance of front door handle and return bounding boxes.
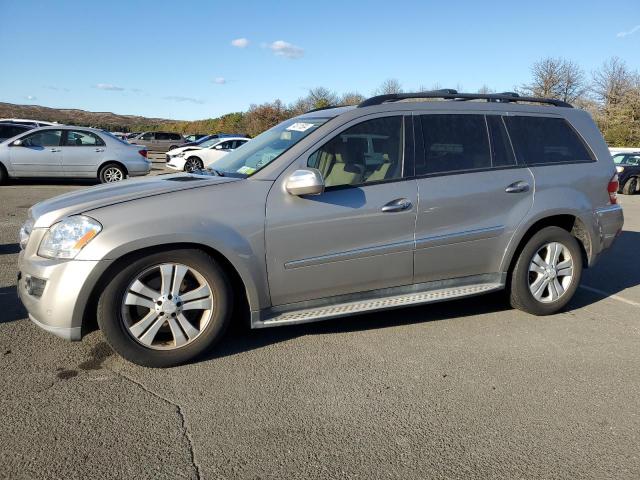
[49,148,61,153]
[381,198,412,212]
[505,181,530,193]
[95,148,105,152]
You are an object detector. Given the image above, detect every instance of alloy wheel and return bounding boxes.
[104,167,123,182]
[528,242,574,303]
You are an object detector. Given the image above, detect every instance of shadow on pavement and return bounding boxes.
[0,243,20,255]
[0,286,27,324]
[4,178,98,187]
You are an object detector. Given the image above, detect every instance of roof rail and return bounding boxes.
[357,90,572,108]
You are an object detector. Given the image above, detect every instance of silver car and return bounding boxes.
[17,90,624,367]
[0,126,151,184]
[129,131,184,152]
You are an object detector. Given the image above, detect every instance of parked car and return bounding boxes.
[0,126,151,184]
[166,137,250,172]
[175,133,249,149]
[129,131,184,152]
[17,90,623,367]
[184,134,208,143]
[613,151,640,194]
[0,118,59,127]
[0,122,34,142]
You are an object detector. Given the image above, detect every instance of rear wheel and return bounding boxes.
[509,226,582,316]
[622,177,638,195]
[0,163,7,184]
[99,163,126,183]
[169,145,178,151]
[184,156,204,173]
[97,249,233,367]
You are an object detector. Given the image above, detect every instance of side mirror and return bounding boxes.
[11,139,23,146]
[285,168,325,196]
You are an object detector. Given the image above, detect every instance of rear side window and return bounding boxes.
[64,130,105,146]
[0,125,28,139]
[156,132,169,140]
[417,114,491,175]
[504,116,594,165]
[170,133,182,140]
[486,116,516,167]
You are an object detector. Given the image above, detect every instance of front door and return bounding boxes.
[413,113,534,282]
[9,129,64,177]
[61,129,107,177]
[265,114,417,306]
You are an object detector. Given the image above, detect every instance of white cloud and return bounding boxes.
[231,38,249,48]
[617,24,640,37]
[95,83,125,91]
[268,40,304,59]
[164,95,205,104]
[213,77,226,85]
[25,95,37,101]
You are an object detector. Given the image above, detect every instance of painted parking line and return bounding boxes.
[579,285,640,307]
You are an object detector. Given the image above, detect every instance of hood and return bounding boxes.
[30,173,240,228]
[169,146,203,155]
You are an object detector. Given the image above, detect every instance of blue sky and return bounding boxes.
[0,0,638,120]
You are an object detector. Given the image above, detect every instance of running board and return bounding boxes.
[252,275,505,329]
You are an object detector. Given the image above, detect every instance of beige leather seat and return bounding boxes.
[366,156,391,182]
[324,140,364,187]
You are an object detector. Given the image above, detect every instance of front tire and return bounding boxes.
[97,249,233,367]
[184,156,204,173]
[99,163,126,183]
[509,227,582,316]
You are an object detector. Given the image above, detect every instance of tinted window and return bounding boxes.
[64,130,105,146]
[308,116,404,188]
[505,116,594,165]
[140,132,154,140]
[170,133,182,140]
[417,114,490,175]
[623,154,640,166]
[486,116,516,167]
[0,125,28,139]
[22,130,62,147]
[156,132,170,140]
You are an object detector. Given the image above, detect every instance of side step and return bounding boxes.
[253,279,504,329]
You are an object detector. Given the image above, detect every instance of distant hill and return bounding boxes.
[0,102,178,131]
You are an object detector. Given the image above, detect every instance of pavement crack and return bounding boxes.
[111,369,202,480]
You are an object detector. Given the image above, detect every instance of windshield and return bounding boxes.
[209,117,330,177]
[197,137,222,148]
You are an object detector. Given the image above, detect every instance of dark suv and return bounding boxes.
[613,152,640,194]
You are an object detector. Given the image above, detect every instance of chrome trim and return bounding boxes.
[284,239,415,270]
[415,225,504,250]
[594,204,623,216]
[252,273,505,328]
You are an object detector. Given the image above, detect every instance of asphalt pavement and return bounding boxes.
[1,175,639,479]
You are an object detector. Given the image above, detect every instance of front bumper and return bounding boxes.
[17,230,107,341]
[165,158,185,171]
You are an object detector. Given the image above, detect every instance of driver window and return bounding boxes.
[23,130,62,147]
[307,116,403,188]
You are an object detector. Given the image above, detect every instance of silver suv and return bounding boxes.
[129,131,184,152]
[17,90,624,367]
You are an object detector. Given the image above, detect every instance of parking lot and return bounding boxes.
[1,175,639,479]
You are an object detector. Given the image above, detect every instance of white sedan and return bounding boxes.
[166,137,250,172]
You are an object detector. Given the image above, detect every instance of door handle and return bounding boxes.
[49,148,61,152]
[505,181,530,193]
[95,148,105,152]
[381,198,412,212]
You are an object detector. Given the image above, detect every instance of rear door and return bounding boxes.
[413,113,534,282]
[8,129,64,177]
[265,114,417,305]
[61,129,107,177]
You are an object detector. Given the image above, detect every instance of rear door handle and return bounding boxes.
[505,181,530,193]
[95,148,105,152]
[49,148,61,153]
[381,198,412,212]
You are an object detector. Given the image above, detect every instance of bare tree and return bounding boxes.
[306,87,338,109]
[522,57,586,102]
[340,91,366,105]
[374,79,403,95]
[477,85,494,94]
[591,57,634,106]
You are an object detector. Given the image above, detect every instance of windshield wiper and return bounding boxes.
[208,168,225,177]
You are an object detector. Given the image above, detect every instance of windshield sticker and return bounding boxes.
[286,122,315,132]
[237,166,256,175]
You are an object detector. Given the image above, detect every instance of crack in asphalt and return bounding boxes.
[112,369,202,480]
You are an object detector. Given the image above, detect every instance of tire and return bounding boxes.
[169,145,178,151]
[99,163,126,183]
[509,226,582,316]
[184,156,204,173]
[622,177,638,195]
[97,249,233,367]
[0,163,7,185]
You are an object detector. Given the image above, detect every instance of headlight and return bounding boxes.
[38,216,102,259]
[19,218,34,250]
[616,166,625,173]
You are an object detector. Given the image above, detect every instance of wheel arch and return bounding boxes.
[502,213,591,279]
[80,242,254,337]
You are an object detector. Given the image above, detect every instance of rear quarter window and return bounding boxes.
[504,116,594,166]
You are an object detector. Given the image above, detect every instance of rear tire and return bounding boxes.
[99,163,126,183]
[169,145,178,151]
[97,249,233,367]
[509,226,582,316]
[0,163,7,185]
[622,177,638,195]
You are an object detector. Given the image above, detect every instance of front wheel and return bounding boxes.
[97,249,233,367]
[509,226,582,316]
[184,156,204,173]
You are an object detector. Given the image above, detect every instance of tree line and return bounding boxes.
[135,56,639,147]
